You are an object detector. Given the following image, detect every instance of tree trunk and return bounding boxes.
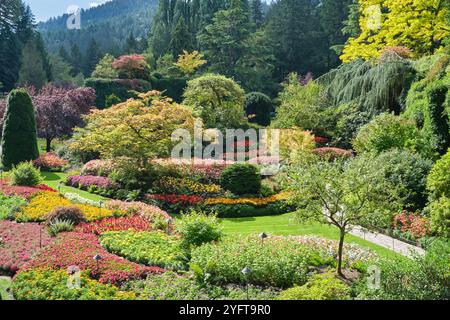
[337,229,346,277]
[46,138,52,152]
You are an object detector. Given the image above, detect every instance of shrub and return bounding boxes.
[353,113,429,156]
[175,211,222,247]
[278,272,350,300]
[0,89,39,170]
[427,197,450,237]
[66,175,116,190]
[0,193,26,220]
[81,159,114,177]
[12,269,137,300]
[427,150,450,200]
[112,54,151,80]
[190,235,335,288]
[147,194,204,212]
[312,147,353,160]
[33,153,68,171]
[393,211,431,239]
[47,219,75,237]
[245,92,273,126]
[23,232,164,285]
[100,231,188,270]
[0,221,54,273]
[9,161,42,186]
[151,76,188,103]
[46,206,86,226]
[220,164,261,195]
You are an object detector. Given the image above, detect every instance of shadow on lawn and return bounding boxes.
[41,172,63,182]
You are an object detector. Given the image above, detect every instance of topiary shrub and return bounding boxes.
[175,210,222,247]
[9,161,42,186]
[245,92,273,126]
[46,206,86,226]
[220,163,261,195]
[278,272,350,300]
[427,150,450,200]
[0,89,39,170]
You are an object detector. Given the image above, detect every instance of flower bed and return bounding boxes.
[153,177,222,195]
[81,159,115,177]
[0,221,54,273]
[106,200,170,221]
[147,194,204,212]
[0,179,57,199]
[66,175,116,190]
[312,147,353,160]
[33,153,68,171]
[75,216,152,235]
[204,192,290,206]
[100,231,188,270]
[12,268,137,300]
[22,232,164,285]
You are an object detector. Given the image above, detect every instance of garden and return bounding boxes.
[0,0,449,302]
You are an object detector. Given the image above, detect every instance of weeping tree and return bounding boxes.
[318,52,416,116]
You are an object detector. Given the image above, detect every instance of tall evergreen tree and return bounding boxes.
[124,31,139,54]
[18,36,47,89]
[170,16,193,56]
[70,43,83,76]
[0,89,39,169]
[83,39,102,76]
[249,0,263,29]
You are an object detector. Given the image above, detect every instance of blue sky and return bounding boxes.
[24,0,111,22]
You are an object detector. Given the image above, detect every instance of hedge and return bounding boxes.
[150,76,188,102]
[200,202,295,218]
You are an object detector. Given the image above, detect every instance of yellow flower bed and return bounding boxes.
[16,191,117,222]
[205,192,291,207]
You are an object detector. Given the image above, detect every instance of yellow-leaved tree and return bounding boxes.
[70,91,195,164]
[341,0,450,62]
[174,50,207,76]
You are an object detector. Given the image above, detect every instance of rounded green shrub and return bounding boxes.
[0,89,39,170]
[245,92,273,126]
[427,150,450,200]
[220,163,261,195]
[9,161,42,186]
[175,210,222,247]
[427,197,450,237]
[278,272,350,300]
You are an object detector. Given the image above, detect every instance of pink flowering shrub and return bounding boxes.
[22,232,164,285]
[313,147,353,160]
[0,179,57,199]
[33,153,68,171]
[0,221,54,273]
[393,211,431,239]
[81,160,115,177]
[66,175,115,190]
[75,216,152,235]
[106,200,170,221]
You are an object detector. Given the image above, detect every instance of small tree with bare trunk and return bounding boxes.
[288,154,402,277]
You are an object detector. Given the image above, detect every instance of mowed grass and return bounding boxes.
[220,212,400,259]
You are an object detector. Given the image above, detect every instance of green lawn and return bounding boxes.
[220,213,400,259]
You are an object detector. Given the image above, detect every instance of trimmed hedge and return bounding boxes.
[201,202,294,218]
[150,76,188,102]
[85,78,152,108]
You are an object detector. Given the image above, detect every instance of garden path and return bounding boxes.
[349,226,425,258]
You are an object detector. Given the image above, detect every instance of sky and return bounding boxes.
[24,0,111,22]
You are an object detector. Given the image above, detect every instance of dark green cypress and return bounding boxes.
[428,84,450,155]
[0,89,39,170]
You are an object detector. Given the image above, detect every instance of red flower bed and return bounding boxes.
[393,211,431,239]
[0,221,54,273]
[0,179,57,199]
[75,216,152,235]
[312,147,353,160]
[21,232,164,285]
[147,194,204,206]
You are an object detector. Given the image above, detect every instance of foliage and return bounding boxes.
[33,152,68,171]
[92,54,118,79]
[66,175,116,190]
[356,240,450,300]
[71,91,194,162]
[12,269,137,300]
[0,193,26,220]
[274,128,316,161]
[175,51,207,76]
[81,159,115,177]
[105,200,169,222]
[9,161,42,186]
[0,89,39,170]
[0,221,54,273]
[427,197,450,237]
[273,75,330,134]
[150,76,188,103]
[341,0,450,61]
[393,211,431,239]
[312,147,353,160]
[220,164,261,195]
[183,74,246,129]
[23,232,164,285]
[147,194,204,212]
[100,231,188,270]
[427,149,450,200]
[47,219,75,237]
[190,235,336,288]
[353,113,430,156]
[245,92,273,126]
[112,54,151,80]
[288,155,402,274]
[46,206,86,226]
[175,211,222,247]
[278,271,350,300]
[75,215,152,235]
